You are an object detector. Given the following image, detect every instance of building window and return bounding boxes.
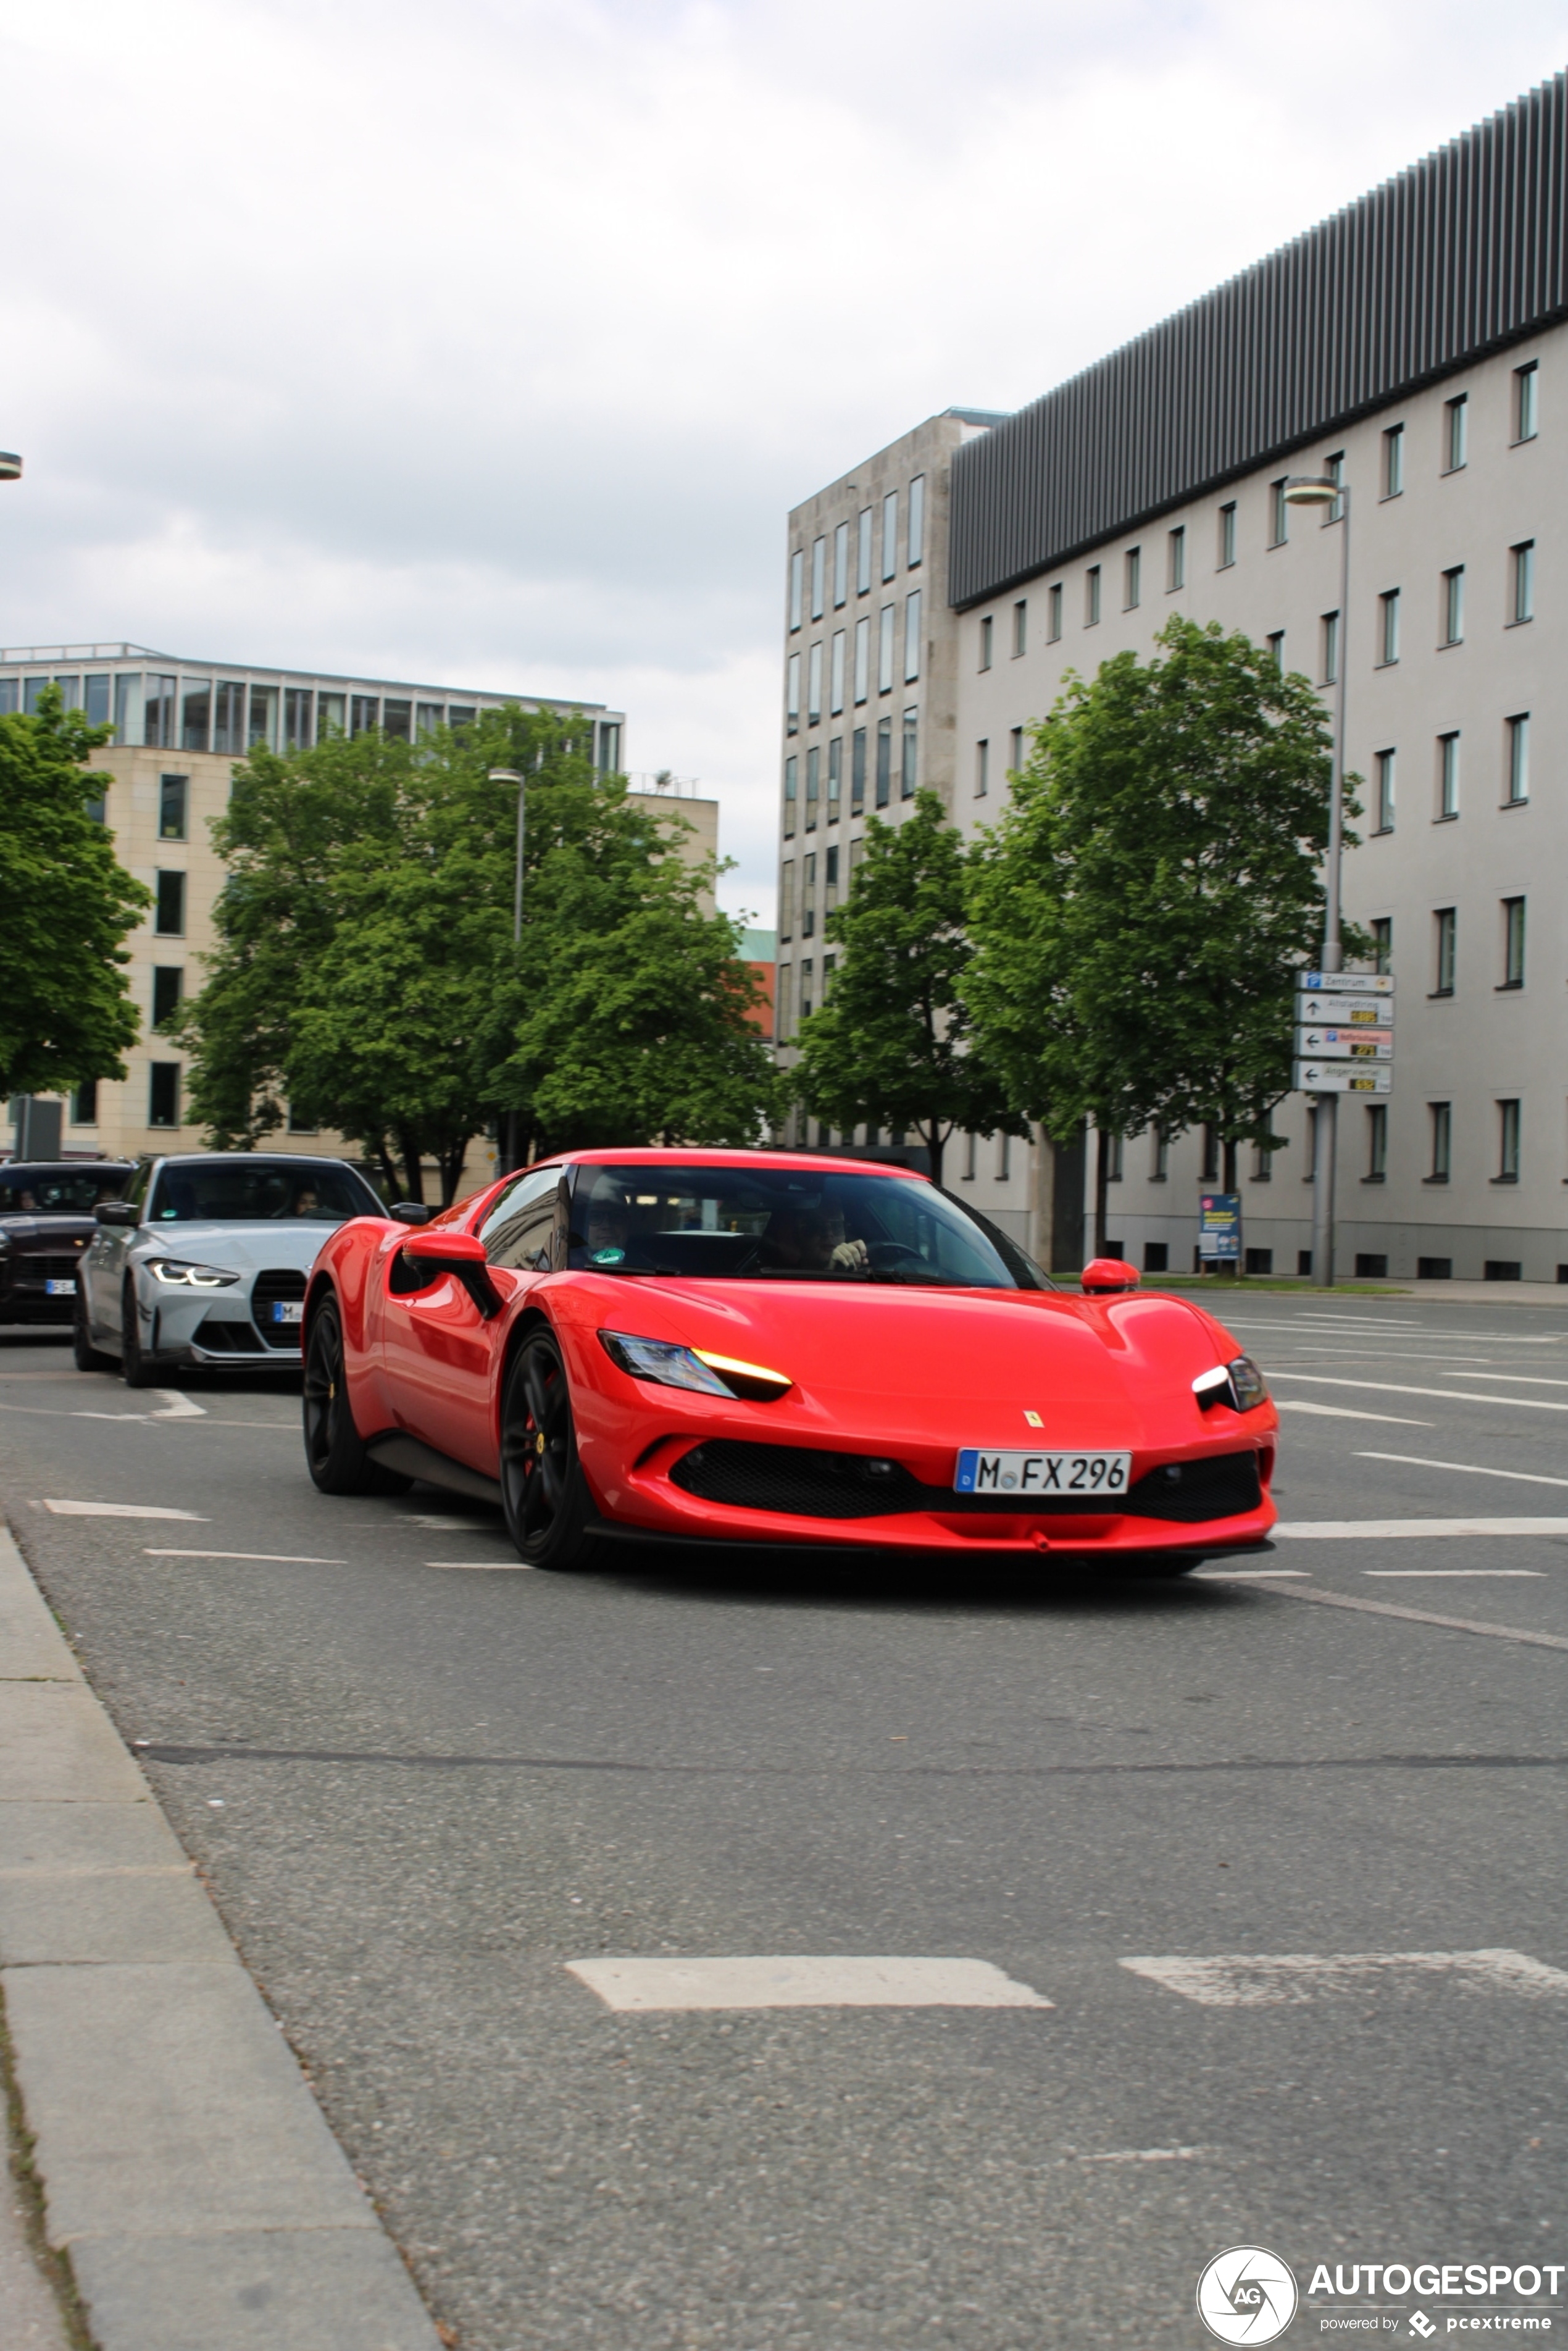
[1324,451,1346,521]
[1428,1101,1451,1181]
[995,1132,1011,1181]
[1506,713,1530,804]
[1106,1132,1124,1182]
[1218,503,1236,567]
[1433,906,1457,996]
[382,699,412,745]
[1124,547,1141,609]
[807,641,822,727]
[1511,540,1535,625]
[1438,732,1459,820]
[1012,599,1027,657]
[975,738,988,798]
[71,1080,99,1125]
[875,716,892,808]
[1267,631,1284,671]
[1501,896,1526,989]
[803,851,815,938]
[1270,479,1288,545]
[829,630,845,717]
[854,616,870,704]
[811,537,825,622]
[1321,611,1339,684]
[1445,394,1469,472]
[964,1130,977,1181]
[978,615,993,671]
[1378,590,1400,665]
[1498,1098,1521,1181]
[212,680,246,754]
[148,1064,181,1129]
[1009,725,1024,776]
[1149,1131,1169,1181]
[779,861,794,942]
[316,691,346,740]
[1366,1103,1388,1181]
[1374,748,1395,832]
[851,727,866,813]
[284,686,313,751]
[151,966,183,1029]
[801,959,814,1021]
[1167,527,1185,591]
[417,703,444,743]
[1048,582,1062,641]
[1514,361,1539,443]
[904,591,922,683]
[833,522,849,608]
[180,679,211,752]
[1383,422,1404,498]
[901,710,918,799]
[783,755,797,838]
[907,475,925,568]
[882,490,898,582]
[1372,917,1393,974]
[857,508,873,596]
[805,745,819,830]
[786,653,800,735]
[775,965,791,1038]
[827,735,842,821]
[825,841,839,901]
[788,549,803,631]
[1085,566,1101,625]
[143,674,177,748]
[1442,566,1464,645]
[154,870,186,937]
[1201,1125,1220,1182]
[158,774,188,841]
[878,606,895,695]
[83,674,109,727]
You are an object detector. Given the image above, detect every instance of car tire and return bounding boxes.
[303,1295,411,1496]
[73,1284,114,1372]
[120,1279,161,1388]
[499,1329,598,1571]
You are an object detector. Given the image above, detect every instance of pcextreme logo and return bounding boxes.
[1197,2247,1300,2344]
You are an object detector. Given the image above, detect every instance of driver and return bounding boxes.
[292,1185,322,1218]
[582,1189,631,1261]
[766,1200,869,1271]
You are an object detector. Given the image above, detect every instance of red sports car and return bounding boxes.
[302,1148,1277,1572]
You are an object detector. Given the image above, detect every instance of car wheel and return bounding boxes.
[73,1284,114,1372]
[499,1329,597,1570]
[303,1295,411,1496]
[120,1279,160,1388]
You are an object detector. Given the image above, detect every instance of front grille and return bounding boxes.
[670,1441,1262,1524]
[21,1255,83,1285]
[249,1268,307,1349]
[196,1316,265,1354]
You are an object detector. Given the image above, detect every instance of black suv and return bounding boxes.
[0,1162,135,1326]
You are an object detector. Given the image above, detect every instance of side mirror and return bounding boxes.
[399,1227,502,1319]
[95,1200,140,1227]
[388,1201,431,1226]
[1081,1257,1140,1295]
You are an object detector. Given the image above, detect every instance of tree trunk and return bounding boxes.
[398,1130,425,1206]
[925,1121,945,1189]
[1222,1135,1238,1193]
[439,1135,472,1206]
[1093,1124,1111,1260]
[372,1135,401,1202]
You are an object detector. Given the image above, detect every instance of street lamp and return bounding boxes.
[490,767,527,1173]
[0,454,20,482]
[1283,470,1349,1288]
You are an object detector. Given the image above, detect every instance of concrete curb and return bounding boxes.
[0,1524,443,2351]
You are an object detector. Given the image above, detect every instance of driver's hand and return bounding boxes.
[829,1238,869,1269]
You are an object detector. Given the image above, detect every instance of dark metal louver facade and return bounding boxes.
[949,73,1568,609]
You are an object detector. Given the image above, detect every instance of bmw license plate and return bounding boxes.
[44,1279,77,1297]
[954,1448,1131,1497]
[270,1301,304,1325]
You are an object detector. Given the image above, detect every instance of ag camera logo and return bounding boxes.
[1197,2246,1300,2344]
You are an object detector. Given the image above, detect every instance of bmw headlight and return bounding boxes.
[1193,1355,1268,1412]
[598,1330,791,1400]
[146,1259,241,1288]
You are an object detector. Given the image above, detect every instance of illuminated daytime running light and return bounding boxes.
[598,1330,791,1400]
[146,1259,241,1288]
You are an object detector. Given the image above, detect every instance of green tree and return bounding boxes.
[0,688,150,1101]
[967,616,1359,1256]
[791,790,1024,1188]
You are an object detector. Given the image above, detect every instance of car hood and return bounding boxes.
[128,1221,335,1276]
[0,1216,97,1244]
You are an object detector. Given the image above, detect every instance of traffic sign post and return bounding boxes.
[1296,992,1395,1025]
[1293,1061,1393,1095]
[1299,970,1393,994]
[1296,967,1395,1279]
[1293,1026,1393,1061]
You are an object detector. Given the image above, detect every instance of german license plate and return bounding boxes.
[270,1301,304,1325]
[45,1279,76,1297]
[954,1448,1131,1497]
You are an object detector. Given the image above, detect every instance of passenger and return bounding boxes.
[293,1185,322,1218]
[582,1191,631,1261]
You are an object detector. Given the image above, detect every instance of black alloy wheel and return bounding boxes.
[73,1281,114,1372]
[499,1329,596,1569]
[120,1277,160,1388]
[303,1295,410,1496]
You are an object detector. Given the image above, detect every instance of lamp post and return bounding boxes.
[0,454,20,482]
[490,767,527,1174]
[1283,470,1349,1288]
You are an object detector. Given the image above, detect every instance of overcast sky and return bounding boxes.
[3,2,1566,924]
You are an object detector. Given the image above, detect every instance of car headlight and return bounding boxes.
[1193,1355,1268,1412]
[598,1330,791,1400]
[145,1259,241,1288]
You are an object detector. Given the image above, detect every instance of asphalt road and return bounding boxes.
[4,1290,1567,2350]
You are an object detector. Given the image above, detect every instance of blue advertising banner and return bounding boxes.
[1198,1192,1241,1261]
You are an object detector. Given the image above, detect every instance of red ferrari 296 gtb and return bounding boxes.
[301,1149,1278,1572]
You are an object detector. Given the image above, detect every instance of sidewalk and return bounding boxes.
[0,1524,443,2351]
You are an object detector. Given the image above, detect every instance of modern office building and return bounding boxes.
[776,72,1568,1280]
[1,644,626,1171]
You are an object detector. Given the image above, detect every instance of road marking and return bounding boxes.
[565,1956,1053,2012]
[143,1549,346,1564]
[1364,1569,1543,1578]
[1192,1568,1308,1579]
[151,1388,206,1418]
[70,1411,155,1423]
[1120,1948,1568,2006]
[1357,1451,1568,1490]
[1222,1580,1568,1652]
[43,1499,206,1519]
[1275,1517,1568,1538]
[406,1514,499,1532]
[1265,1372,1568,1412]
[1078,2147,1207,2163]
[423,1560,533,1571]
[1277,1400,1432,1425]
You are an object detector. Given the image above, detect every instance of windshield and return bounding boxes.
[569,1166,1050,1289]
[0,1167,130,1215]
[147,1160,382,1225]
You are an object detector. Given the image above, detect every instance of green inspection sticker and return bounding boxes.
[591,1246,625,1264]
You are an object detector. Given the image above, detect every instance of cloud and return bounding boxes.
[1,0,1564,919]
